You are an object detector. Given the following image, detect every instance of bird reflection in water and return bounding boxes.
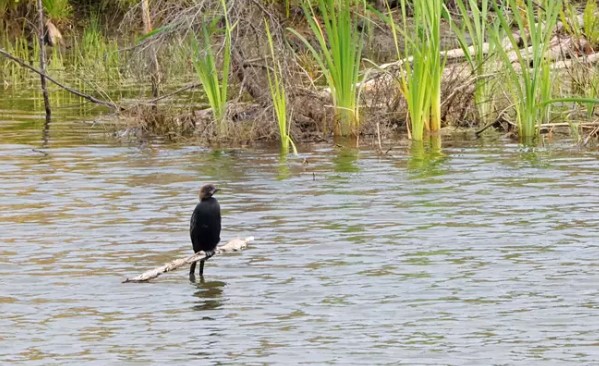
[190,276,227,313]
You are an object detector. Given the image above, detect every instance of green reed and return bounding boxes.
[290,0,364,136]
[491,0,561,141]
[452,0,494,123]
[582,0,599,45]
[42,0,72,22]
[264,20,297,155]
[418,0,444,133]
[562,0,599,46]
[384,0,444,141]
[560,0,599,115]
[192,0,232,135]
[0,32,39,81]
[71,14,121,81]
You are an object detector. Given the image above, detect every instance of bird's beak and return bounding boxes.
[211,187,219,195]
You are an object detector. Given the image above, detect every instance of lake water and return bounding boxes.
[1,107,599,365]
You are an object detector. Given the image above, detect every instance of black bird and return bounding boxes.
[190,184,221,277]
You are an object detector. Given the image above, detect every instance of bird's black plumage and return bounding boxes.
[190,184,221,277]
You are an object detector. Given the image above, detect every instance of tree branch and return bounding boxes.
[123,236,254,283]
[0,47,123,111]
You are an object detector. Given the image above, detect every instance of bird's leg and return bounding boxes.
[199,251,215,277]
[189,261,197,276]
[199,259,206,277]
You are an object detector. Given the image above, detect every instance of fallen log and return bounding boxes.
[123,236,254,283]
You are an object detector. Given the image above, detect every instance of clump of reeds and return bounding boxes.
[0,32,39,81]
[71,13,121,81]
[383,0,445,141]
[453,0,495,123]
[290,0,364,136]
[264,19,297,155]
[191,0,233,137]
[42,0,72,23]
[491,0,561,141]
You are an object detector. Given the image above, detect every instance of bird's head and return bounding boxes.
[199,184,218,201]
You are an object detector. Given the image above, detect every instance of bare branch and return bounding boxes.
[0,47,123,111]
[123,236,254,283]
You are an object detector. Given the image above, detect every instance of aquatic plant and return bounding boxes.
[562,0,599,46]
[264,20,297,155]
[42,0,72,23]
[47,43,64,72]
[383,0,444,141]
[192,0,233,136]
[582,0,599,46]
[491,0,561,141]
[289,0,364,136]
[0,32,38,81]
[418,0,444,134]
[452,0,494,123]
[72,14,121,81]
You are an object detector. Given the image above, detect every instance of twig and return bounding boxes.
[540,122,599,128]
[123,236,254,283]
[0,48,123,111]
[146,83,201,104]
[141,0,161,98]
[376,122,382,151]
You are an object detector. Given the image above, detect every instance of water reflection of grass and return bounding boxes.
[277,151,291,180]
[332,144,359,173]
[407,136,448,176]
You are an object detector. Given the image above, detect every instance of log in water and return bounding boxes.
[123,236,254,283]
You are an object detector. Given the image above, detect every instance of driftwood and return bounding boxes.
[123,236,254,283]
[358,35,599,109]
[366,13,586,79]
[357,11,597,99]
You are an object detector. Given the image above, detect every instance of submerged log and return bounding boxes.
[123,236,254,283]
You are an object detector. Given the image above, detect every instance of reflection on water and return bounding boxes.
[407,136,448,174]
[277,151,291,180]
[1,122,599,364]
[191,279,227,313]
[333,143,359,173]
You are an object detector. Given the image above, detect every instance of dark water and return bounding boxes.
[1,110,599,365]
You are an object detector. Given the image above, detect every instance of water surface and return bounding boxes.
[1,120,599,365]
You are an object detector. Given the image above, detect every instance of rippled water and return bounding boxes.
[1,120,599,364]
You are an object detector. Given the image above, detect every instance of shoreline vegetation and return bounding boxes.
[2,0,599,149]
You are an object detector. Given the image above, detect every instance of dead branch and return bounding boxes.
[141,0,161,98]
[123,236,254,283]
[146,82,201,104]
[0,47,123,111]
[36,0,51,121]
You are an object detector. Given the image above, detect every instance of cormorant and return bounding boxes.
[190,184,221,277]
